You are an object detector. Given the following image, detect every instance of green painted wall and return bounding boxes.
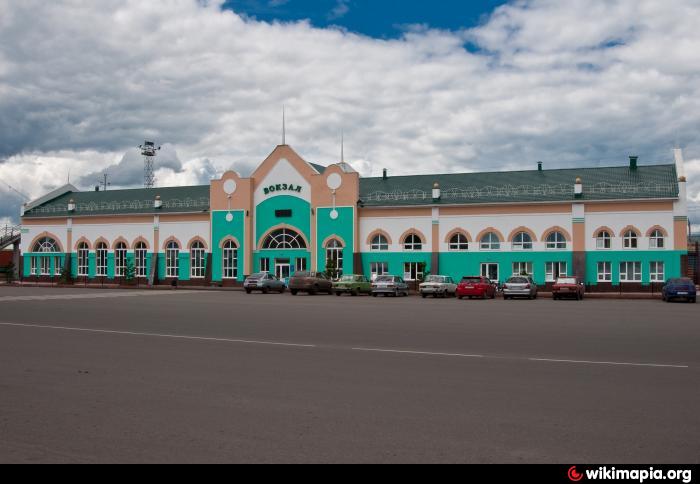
[253,250,310,276]
[255,195,311,245]
[438,251,573,284]
[361,252,432,280]
[316,206,354,274]
[585,250,684,285]
[22,253,65,277]
[211,210,245,282]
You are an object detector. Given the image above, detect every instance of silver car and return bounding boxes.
[244,272,286,294]
[419,275,457,298]
[503,276,538,300]
[371,275,409,297]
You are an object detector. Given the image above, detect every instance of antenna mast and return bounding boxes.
[140,140,160,188]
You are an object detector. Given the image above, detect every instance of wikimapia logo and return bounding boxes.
[567,466,693,483]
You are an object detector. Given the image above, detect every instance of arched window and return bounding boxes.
[115,242,128,277]
[403,233,423,251]
[512,232,533,250]
[77,242,89,277]
[33,237,58,253]
[449,233,469,251]
[95,242,108,277]
[545,231,566,249]
[190,241,205,278]
[596,230,612,249]
[135,242,148,278]
[370,234,389,251]
[480,232,500,250]
[325,239,344,276]
[223,240,238,279]
[262,229,307,249]
[166,241,180,278]
[623,230,638,249]
[649,229,665,249]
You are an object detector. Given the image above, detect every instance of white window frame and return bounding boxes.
[135,243,148,277]
[40,256,51,276]
[54,256,62,276]
[596,231,612,250]
[370,234,389,251]
[166,241,180,278]
[114,243,127,277]
[480,233,500,251]
[512,261,533,277]
[325,239,344,276]
[370,262,388,281]
[650,261,665,282]
[403,262,423,281]
[260,257,270,273]
[190,242,206,279]
[649,230,665,249]
[449,233,469,251]
[223,241,238,280]
[619,261,641,282]
[96,243,108,277]
[545,261,567,282]
[295,257,307,272]
[403,234,423,251]
[30,257,37,276]
[78,244,89,277]
[597,261,612,282]
[545,232,567,250]
[623,231,638,249]
[512,232,533,250]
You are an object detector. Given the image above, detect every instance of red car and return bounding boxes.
[457,276,496,300]
[552,277,585,300]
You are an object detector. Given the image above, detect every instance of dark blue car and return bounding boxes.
[662,278,696,303]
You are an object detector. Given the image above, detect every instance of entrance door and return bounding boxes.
[275,259,291,280]
[481,263,499,283]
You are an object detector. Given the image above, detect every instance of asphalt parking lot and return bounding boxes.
[0,286,698,463]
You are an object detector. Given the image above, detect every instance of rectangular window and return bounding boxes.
[135,249,148,277]
[619,261,641,282]
[650,261,665,282]
[41,257,51,276]
[31,257,37,276]
[190,248,206,278]
[370,262,388,281]
[223,247,238,279]
[275,209,292,218]
[78,249,89,276]
[54,256,62,276]
[545,262,567,282]
[260,258,270,273]
[403,262,423,281]
[597,262,612,282]
[166,248,179,278]
[115,249,127,277]
[96,249,108,276]
[295,258,307,272]
[512,261,533,277]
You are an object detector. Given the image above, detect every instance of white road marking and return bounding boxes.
[0,291,198,302]
[0,322,316,348]
[0,322,691,369]
[352,347,484,359]
[528,358,689,369]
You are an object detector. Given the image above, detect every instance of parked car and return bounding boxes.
[333,274,372,296]
[503,276,538,300]
[456,276,496,300]
[662,278,697,303]
[552,277,585,300]
[288,271,333,295]
[371,275,409,297]
[243,272,286,294]
[419,275,457,298]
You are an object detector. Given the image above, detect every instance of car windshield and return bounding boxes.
[508,277,529,284]
[249,273,266,279]
[669,278,692,285]
[425,276,445,283]
[294,272,310,278]
[375,276,394,282]
[461,277,482,284]
[557,278,577,285]
[340,275,357,282]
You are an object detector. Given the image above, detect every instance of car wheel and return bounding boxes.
[458,295,463,300]
[421,293,427,298]
[245,288,251,294]
[262,288,269,294]
[335,291,341,296]
[352,289,359,297]
[291,290,298,296]
[691,298,696,303]
[309,286,318,296]
[372,293,377,297]
[280,287,286,294]
[394,289,399,297]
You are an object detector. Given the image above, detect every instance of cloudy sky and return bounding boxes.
[1,0,699,230]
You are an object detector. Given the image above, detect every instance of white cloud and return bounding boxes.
[0,0,699,227]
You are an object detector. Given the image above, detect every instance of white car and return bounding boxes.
[419,275,457,298]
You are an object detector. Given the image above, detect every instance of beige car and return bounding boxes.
[419,275,457,298]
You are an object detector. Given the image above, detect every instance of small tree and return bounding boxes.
[417,262,429,283]
[124,260,136,284]
[325,257,340,281]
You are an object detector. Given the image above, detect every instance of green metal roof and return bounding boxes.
[23,185,210,218]
[359,164,679,207]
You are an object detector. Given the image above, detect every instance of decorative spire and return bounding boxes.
[282,105,286,145]
[341,130,344,163]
